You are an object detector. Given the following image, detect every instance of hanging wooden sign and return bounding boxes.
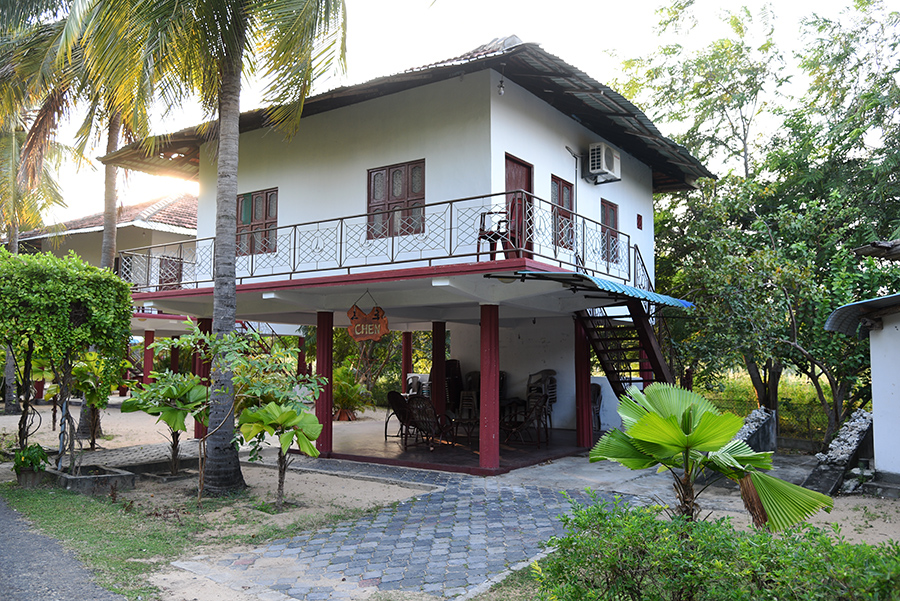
[347,304,389,342]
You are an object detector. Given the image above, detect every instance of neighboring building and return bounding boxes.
[101,37,712,474]
[18,193,200,376]
[827,240,900,487]
[18,193,197,265]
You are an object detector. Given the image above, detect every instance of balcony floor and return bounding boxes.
[326,409,597,476]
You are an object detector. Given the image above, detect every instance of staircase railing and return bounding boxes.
[633,245,682,383]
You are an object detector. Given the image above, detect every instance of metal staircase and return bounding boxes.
[575,298,674,398]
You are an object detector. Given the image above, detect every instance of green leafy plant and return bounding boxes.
[122,371,208,475]
[331,361,370,420]
[72,351,128,450]
[12,443,50,475]
[239,401,323,512]
[591,383,833,531]
[538,493,900,601]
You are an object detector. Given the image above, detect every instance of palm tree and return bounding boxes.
[591,383,833,531]
[127,0,346,493]
[2,5,169,432]
[3,1,346,492]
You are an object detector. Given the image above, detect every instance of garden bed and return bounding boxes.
[46,465,136,495]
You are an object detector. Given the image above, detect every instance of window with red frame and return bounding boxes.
[237,188,278,255]
[367,160,425,238]
[550,175,574,249]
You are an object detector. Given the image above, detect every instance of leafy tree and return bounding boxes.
[239,401,322,512]
[70,351,126,449]
[623,5,790,408]
[151,320,326,502]
[591,383,833,531]
[631,2,900,444]
[0,250,131,462]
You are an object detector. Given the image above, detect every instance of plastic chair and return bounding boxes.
[454,391,479,443]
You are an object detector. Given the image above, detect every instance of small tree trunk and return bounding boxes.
[170,429,181,476]
[673,469,699,521]
[276,448,287,513]
[745,356,782,412]
[16,339,34,448]
[99,113,121,270]
[4,349,16,415]
[739,474,768,529]
[4,225,18,415]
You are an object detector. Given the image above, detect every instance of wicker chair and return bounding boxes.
[501,393,549,447]
[385,390,414,444]
[406,394,454,451]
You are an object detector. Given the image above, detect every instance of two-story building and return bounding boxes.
[102,37,712,475]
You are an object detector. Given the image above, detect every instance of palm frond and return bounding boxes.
[590,429,659,470]
[748,470,833,531]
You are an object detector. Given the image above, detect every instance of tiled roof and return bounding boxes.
[20,193,197,240]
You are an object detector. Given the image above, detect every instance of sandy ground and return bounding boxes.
[2,402,899,601]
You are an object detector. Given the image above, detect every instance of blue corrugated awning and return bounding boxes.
[513,271,693,308]
[825,292,900,337]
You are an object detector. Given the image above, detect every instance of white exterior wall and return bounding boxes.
[871,312,900,477]
[450,316,577,429]
[194,69,655,285]
[488,70,655,284]
[197,71,494,238]
[38,226,190,265]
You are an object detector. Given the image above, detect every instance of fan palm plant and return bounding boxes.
[590,383,833,531]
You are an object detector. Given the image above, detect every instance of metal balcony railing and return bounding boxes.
[118,191,634,293]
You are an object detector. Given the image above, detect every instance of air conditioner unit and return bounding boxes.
[584,142,621,184]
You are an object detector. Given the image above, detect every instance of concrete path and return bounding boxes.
[0,498,125,601]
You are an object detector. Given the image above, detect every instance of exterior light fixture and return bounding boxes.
[497,63,506,96]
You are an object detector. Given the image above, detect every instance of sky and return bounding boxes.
[47,0,853,224]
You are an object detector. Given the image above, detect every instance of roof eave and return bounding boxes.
[99,41,713,187]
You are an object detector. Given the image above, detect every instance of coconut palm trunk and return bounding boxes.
[204,48,246,494]
[99,112,121,270]
[4,222,18,415]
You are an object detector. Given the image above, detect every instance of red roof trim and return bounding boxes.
[132,259,563,302]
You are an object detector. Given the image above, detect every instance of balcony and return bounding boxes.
[118,191,636,293]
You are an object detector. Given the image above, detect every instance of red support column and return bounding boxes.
[142,330,155,385]
[316,311,334,456]
[297,335,307,376]
[575,318,593,447]
[479,304,500,470]
[401,331,412,392]
[169,337,180,373]
[193,318,212,439]
[431,322,446,414]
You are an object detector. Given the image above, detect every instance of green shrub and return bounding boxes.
[536,493,900,601]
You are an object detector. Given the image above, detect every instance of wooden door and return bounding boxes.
[505,155,533,258]
[600,199,619,264]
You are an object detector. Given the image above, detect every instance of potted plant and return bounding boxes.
[12,443,50,487]
[332,362,370,421]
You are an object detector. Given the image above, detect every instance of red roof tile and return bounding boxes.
[21,193,197,240]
